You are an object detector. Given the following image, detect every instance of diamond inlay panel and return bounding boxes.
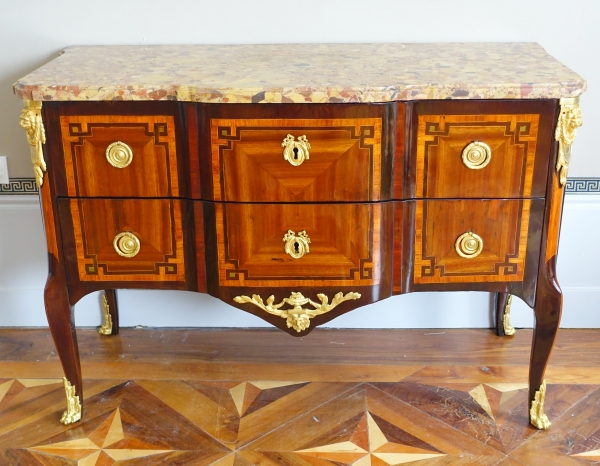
[1,378,599,465]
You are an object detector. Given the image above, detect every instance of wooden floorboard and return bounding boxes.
[1,328,599,465]
[3,328,600,366]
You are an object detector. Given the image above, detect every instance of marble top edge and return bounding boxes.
[14,42,587,103]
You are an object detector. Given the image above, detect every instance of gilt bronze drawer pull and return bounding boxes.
[113,231,141,258]
[105,141,133,168]
[462,140,491,170]
[282,134,310,166]
[455,231,483,259]
[283,230,311,259]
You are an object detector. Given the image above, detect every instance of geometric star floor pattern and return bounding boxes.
[1,378,600,465]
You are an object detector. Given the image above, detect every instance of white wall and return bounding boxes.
[1,195,599,329]
[1,0,599,328]
[0,0,598,178]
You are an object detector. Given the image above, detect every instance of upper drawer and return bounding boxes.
[411,100,557,199]
[203,104,392,202]
[59,115,179,197]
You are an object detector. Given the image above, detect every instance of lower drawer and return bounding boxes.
[212,202,393,288]
[58,197,542,295]
[413,199,542,284]
[59,198,188,282]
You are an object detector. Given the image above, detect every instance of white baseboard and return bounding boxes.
[1,195,598,329]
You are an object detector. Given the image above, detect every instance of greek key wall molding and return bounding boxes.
[3,177,600,196]
[0,178,38,194]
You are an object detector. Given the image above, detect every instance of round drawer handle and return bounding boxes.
[113,232,140,258]
[455,231,483,259]
[282,134,311,166]
[283,230,311,259]
[105,141,133,168]
[462,141,491,170]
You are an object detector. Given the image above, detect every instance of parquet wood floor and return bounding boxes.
[1,328,600,465]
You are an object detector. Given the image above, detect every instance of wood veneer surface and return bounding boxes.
[60,198,187,283]
[215,202,386,287]
[59,115,179,198]
[212,118,383,202]
[411,100,556,200]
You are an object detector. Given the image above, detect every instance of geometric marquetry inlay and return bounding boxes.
[469,384,496,419]
[217,202,382,287]
[295,411,446,464]
[1,370,598,464]
[66,199,185,282]
[60,115,179,198]
[211,118,382,202]
[414,199,532,284]
[17,378,64,388]
[572,450,600,460]
[416,114,541,199]
[28,409,174,463]
[228,381,309,417]
[0,380,14,404]
[468,383,529,422]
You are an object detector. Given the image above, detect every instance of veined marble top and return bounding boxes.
[14,43,586,103]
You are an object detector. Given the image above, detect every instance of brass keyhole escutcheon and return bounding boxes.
[113,231,141,258]
[106,141,133,168]
[283,230,311,259]
[455,231,483,259]
[282,134,311,166]
[462,141,491,170]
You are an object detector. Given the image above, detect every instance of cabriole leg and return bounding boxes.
[21,99,83,425]
[529,257,562,430]
[527,96,582,429]
[99,290,119,336]
[45,269,83,425]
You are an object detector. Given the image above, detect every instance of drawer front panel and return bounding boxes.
[215,202,392,287]
[60,199,186,282]
[60,115,179,197]
[413,101,556,199]
[414,199,533,284]
[211,118,382,202]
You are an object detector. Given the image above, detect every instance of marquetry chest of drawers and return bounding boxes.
[14,43,585,430]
